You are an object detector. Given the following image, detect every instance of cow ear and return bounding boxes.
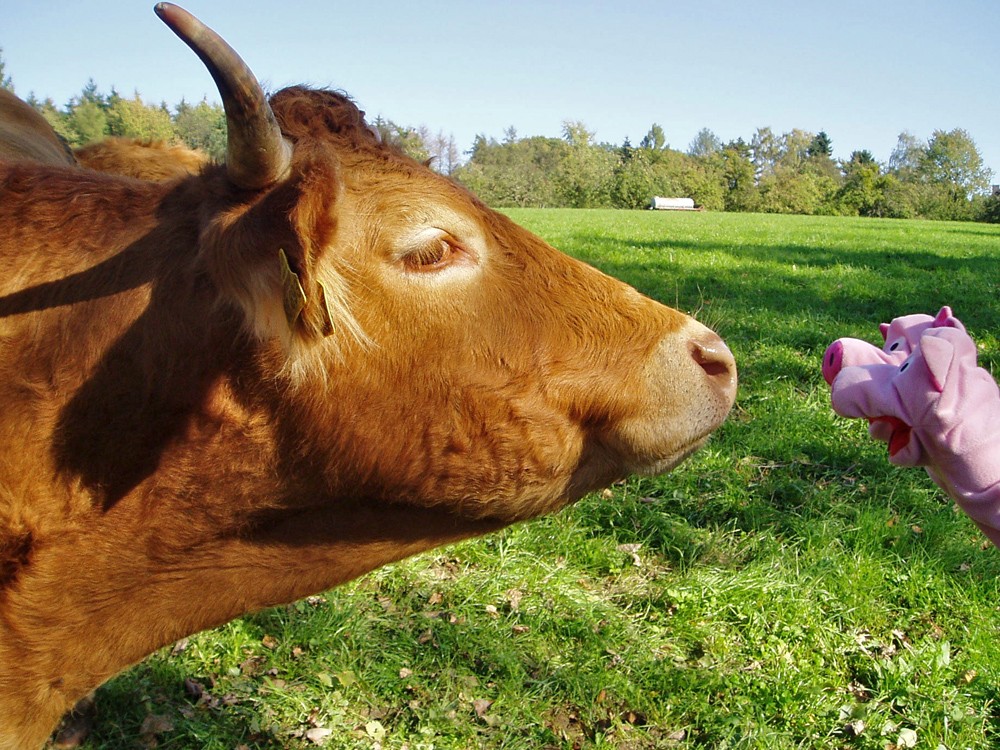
[273,152,341,341]
[203,149,342,347]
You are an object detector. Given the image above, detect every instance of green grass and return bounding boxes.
[78,212,1000,749]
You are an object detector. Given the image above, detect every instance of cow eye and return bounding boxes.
[402,235,460,272]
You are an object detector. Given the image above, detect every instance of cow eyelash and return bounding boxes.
[402,235,462,272]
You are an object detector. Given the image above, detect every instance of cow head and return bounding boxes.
[153,3,737,523]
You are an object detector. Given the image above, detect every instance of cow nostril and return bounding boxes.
[689,334,737,396]
[697,355,731,379]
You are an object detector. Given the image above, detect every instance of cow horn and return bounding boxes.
[154,3,292,190]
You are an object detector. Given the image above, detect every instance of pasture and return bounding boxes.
[78,211,1000,749]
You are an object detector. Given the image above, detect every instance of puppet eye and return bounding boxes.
[900,361,910,373]
[888,341,900,352]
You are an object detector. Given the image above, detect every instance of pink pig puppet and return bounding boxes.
[822,306,966,450]
[821,306,965,384]
[824,319,1000,548]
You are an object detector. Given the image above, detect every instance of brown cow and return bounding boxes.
[1,78,207,183]
[0,4,736,747]
[75,137,210,181]
[0,89,76,168]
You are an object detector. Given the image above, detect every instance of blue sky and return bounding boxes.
[4,1,998,181]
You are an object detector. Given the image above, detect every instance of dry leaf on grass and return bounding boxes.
[305,726,332,745]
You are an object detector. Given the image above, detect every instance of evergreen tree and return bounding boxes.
[68,100,109,146]
[619,137,634,163]
[848,149,875,165]
[807,131,833,158]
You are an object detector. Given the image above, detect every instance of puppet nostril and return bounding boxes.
[822,341,844,386]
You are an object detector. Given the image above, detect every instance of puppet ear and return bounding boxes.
[918,334,954,392]
[879,322,889,341]
[932,306,966,333]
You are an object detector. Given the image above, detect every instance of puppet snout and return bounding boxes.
[822,341,844,386]
[829,364,899,420]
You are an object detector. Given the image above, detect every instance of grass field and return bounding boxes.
[79,211,1000,749]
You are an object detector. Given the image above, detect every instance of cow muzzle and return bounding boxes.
[609,317,737,477]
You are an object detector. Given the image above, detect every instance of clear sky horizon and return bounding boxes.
[4,1,998,183]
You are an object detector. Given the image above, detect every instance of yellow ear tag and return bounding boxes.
[278,248,307,328]
[316,280,336,337]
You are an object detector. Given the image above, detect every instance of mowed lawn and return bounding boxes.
[83,212,1000,750]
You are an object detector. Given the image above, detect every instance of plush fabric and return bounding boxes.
[824,309,1000,547]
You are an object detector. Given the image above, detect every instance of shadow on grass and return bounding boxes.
[569,232,1000,338]
[81,660,283,750]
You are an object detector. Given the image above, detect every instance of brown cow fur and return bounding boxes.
[0,87,208,185]
[0,89,76,168]
[75,137,209,181]
[0,86,735,748]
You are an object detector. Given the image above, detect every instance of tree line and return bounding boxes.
[455,123,997,223]
[2,52,995,223]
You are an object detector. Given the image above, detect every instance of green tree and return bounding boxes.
[106,91,176,141]
[837,158,903,218]
[561,120,595,148]
[174,98,226,160]
[68,99,109,146]
[758,165,827,215]
[973,192,1000,223]
[849,149,875,165]
[884,129,991,220]
[27,94,73,143]
[61,80,110,146]
[611,150,657,209]
[920,128,992,199]
[750,126,780,180]
[807,131,833,158]
[371,116,430,162]
[555,147,615,208]
[888,131,924,179]
[688,128,721,158]
[456,134,566,207]
[678,155,725,210]
[719,139,758,212]
[619,137,634,163]
[640,123,666,151]
[0,49,13,92]
[779,129,815,170]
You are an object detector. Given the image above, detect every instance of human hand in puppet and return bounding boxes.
[823,314,1000,547]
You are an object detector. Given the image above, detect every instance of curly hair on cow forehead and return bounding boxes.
[268,87,383,150]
